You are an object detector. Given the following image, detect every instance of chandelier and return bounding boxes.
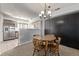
[39,3,52,19]
[39,3,60,38]
[39,3,52,38]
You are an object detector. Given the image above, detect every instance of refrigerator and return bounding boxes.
[3,19,17,41]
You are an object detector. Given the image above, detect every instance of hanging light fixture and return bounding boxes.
[39,3,52,39]
[39,3,52,19]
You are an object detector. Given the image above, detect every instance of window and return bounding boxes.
[18,23,28,29]
[33,21,41,29]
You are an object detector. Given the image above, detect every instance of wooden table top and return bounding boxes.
[33,34,56,41]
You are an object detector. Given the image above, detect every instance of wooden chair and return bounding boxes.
[48,36,61,56]
[33,38,45,56]
[33,34,40,36]
[43,34,56,55]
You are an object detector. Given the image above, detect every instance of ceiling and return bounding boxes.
[0,3,79,22]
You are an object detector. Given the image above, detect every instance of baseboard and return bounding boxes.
[18,40,32,46]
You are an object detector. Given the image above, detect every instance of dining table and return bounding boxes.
[33,34,56,55]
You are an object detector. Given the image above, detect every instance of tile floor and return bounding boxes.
[0,39,18,55]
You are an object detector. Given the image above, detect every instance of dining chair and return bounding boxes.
[48,36,61,56]
[33,38,45,56]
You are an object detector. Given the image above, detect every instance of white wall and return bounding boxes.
[0,13,3,42]
[19,29,41,45]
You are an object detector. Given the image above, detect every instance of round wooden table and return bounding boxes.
[33,35,56,55]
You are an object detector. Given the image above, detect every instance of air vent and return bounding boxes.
[55,8,60,11]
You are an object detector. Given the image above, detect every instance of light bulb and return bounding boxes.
[44,15,46,18]
[39,14,42,17]
[48,11,51,14]
[41,11,44,14]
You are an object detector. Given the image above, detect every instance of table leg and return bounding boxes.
[45,40,48,56]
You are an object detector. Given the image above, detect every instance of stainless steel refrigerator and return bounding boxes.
[3,19,17,41]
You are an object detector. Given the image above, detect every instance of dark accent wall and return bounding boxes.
[45,12,79,49]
